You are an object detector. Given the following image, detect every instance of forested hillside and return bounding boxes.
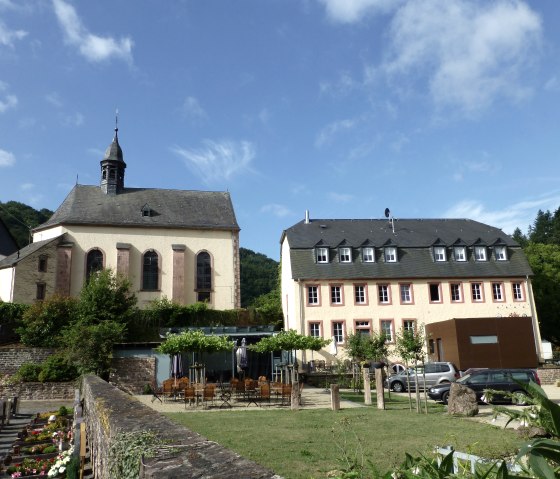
[0,201,53,248]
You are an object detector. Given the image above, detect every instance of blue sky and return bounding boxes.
[1,0,559,260]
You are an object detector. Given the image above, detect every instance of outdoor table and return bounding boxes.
[218,390,233,409]
[244,389,260,407]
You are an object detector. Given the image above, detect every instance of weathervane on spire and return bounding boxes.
[114,108,119,139]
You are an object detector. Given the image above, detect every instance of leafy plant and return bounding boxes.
[14,362,42,382]
[249,329,330,353]
[108,430,173,479]
[38,354,79,382]
[155,329,235,355]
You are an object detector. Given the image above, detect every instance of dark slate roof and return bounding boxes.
[33,185,239,232]
[0,235,63,269]
[0,217,17,257]
[282,218,532,280]
[102,131,125,164]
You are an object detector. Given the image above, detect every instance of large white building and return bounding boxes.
[280,214,543,369]
[0,128,241,309]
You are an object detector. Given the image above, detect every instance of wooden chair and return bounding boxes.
[162,379,175,402]
[281,384,292,405]
[178,377,190,389]
[184,386,196,408]
[151,380,163,403]
[259,383,271,407]
[202,385,215,408]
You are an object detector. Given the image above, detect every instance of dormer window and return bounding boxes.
[433,246,446,262]
[362,247,375,263]
[494,245,507,261]
[454,246,466,262]
[384,246,397,263]
[316,247,329,263]
[474,246,487,261]
[141,204,152,217]
[339,247,351,263]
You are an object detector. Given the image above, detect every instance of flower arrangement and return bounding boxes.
[20,444,58,455]
[47,446,74,478]
[6,457,55,477]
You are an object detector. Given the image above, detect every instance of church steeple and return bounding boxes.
[100,115,126,195]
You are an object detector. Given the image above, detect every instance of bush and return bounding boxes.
[37,354,78,382]
[15,362,42,382]
[16,295,77,347]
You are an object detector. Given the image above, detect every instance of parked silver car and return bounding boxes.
[385,362,460,392]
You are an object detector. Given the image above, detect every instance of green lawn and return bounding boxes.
[165,395,523,479]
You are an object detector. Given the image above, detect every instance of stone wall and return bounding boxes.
[537,367,560,385]
[0,344,56,375]
[109,357,156,395]
[0,381,76,400]
[82,375,281,479]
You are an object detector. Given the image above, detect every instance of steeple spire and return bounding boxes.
[100,114,126,195]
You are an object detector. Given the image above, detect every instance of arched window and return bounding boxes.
[86,249,104,282]
[196,252,212,302]
[143,250,159,290]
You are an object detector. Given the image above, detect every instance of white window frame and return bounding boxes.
[378,284,390,304]
[450,283,462,302]
[495,246,507,261]
[339,247,351,263]
[474,246,487,261]
[309,322,321,338]
[380,320,394,342]
[512,282,524,301]
[384,246,397,263]
[403,319,415,334]
[316,247,329,263]
[331,285,343,305]
[362,247,375,263]
[492,282,504,301]
[434,246,446,262]
[400,284,412,304]
[354,284,366,304]
[307,285,319,305]
[471,282,483,302]
[332,322,345,344]
[454,246,466,262]
[355,320,371,336]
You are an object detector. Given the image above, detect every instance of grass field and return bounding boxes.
[166,394,522,479]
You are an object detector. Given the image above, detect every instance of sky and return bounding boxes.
[1,0,560,260]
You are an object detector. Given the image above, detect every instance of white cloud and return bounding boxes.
[318,0,400,23]
[328,192,355,203]
[182,96,207,122]
[315,118,357,148]
[0,20,27,47]
[45,92,63,108]
[260,203,292,218]
[544,76,559,92]
[171,139,256,184]
[0,148,15,166]
[20,183,34,191]
[62,112,84,127]
[0,93,16,112]
[52,0,133,63]
[443,193,560,234]
[319,71,358,98]
[382,0,542,116]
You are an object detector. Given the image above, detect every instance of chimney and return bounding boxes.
[305,210,310,224]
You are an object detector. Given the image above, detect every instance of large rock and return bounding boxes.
[447,383,479,417]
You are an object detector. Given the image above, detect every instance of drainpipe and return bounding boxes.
[526,275,543,363]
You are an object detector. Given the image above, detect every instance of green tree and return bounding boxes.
[250,289,282,326]
[61,269,137,378]
[0,201,53,248]
[240,247,278,307]
[512,227,528,247]
[524,242,560,344]
[16,295,77,347]
[394,326,427,413]
[528,209,554,244]
[77,269,137,325]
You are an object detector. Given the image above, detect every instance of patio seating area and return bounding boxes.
[149,377,299,410]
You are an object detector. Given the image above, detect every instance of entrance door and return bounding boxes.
[436,338,444,361]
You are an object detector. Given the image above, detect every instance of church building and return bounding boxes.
[0,127,241,309]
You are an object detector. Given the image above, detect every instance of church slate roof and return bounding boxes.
[33,185,239,232]
[282,218,532,280]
